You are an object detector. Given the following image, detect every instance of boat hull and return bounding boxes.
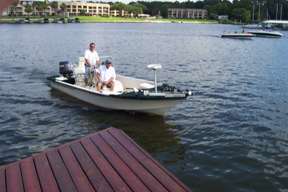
[248,31,283,38]
[221,33,254,39]
[49,79,183,116]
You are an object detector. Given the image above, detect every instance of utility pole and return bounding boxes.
[276,3,278,20]
[280,4,283,20]
[258,1,261,21]
[252,1,255,22]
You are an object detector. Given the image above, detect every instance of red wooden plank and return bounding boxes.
[97,131,169,192]
[46,150,78,192]
[6,163,24,192]
[91,133,164,192]
[70,142,113,192]
[58,146,95,192]
[81,138,134,192]
[108,128,190,192]
[1,128,191,192]
[0,168,6,192]
[34,153,60,192]
[20,157,41,192]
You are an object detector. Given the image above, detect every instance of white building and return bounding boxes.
[65,2,110,16]
[168,8,208,19]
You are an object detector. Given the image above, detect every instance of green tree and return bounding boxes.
[79,9,86,16]
[25,4,33,16]
[127,4,143,15]
[33,1,48,15]
[50,1,58,10]
[60,3,66,13]
[207,1,232,16]
[111,2,127,11]
[232,8,251,23]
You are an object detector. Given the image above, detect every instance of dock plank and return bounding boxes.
[34,153,60,192]
[6,163,24,192]
[91,135,154,192]
[0,168,6,192]
[81,138,133,192]
[0,128,191,192]
[46,150,78,192]
[70,142,114,192]
[108,128,190,192]
[20,157,41,192]
[99,131,170,192]
[58,146,95,192]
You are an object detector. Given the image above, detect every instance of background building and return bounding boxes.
[65,2,110,16]
[168,8,208,19]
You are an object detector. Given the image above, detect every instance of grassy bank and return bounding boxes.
[0,15,218,24]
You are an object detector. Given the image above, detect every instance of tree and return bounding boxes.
[33,1,48,15]
[207,1,233,16]
[60,3,66,13]
[25,4,33,16]
[127,3,143,15]
[79,9,86,16]
[232,8,251,23]
[50,1,58,10]
[111,2,127,11]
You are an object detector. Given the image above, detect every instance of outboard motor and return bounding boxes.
[59,61,73,79]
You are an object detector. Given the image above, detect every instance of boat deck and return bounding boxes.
[0,128,191,192]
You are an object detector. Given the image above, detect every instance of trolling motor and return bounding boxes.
[147,64,162,93]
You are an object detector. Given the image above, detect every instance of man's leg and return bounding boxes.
[107,81,114,91]
[84,66,91,86]
[96,82,102,91]
[88,70,94,87]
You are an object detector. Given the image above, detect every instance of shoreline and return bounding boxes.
[0,16,218,24]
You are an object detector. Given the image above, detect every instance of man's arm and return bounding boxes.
[96,52,100,65]
[84,50,90,66]
[84,58,90,66]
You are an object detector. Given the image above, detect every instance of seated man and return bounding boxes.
[96,60,116,91]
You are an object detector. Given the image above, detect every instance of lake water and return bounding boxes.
[0,23,288,192]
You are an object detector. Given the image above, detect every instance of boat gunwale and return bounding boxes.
[48,76,188,101]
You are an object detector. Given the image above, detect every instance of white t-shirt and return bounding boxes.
[84,49,99,67]
[100,65,116,82]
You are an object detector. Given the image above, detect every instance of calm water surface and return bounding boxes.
[0,23,288,192]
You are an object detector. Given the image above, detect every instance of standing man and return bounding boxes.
[84,42,100,86]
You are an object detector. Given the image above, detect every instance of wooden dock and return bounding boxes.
[0,128,191,192]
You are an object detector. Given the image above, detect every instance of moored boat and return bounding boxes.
[247,30,283,38]
[48,59,191,116]
[242,24,263,29]
[221,32,255,39]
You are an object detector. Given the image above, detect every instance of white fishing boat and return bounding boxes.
[48,58,191,116]
[242,24,263,29]
[221,32,255,39]
[247,30,283,38]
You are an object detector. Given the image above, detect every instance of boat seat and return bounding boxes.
[114,80,124,92]
[74,57,85,74]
